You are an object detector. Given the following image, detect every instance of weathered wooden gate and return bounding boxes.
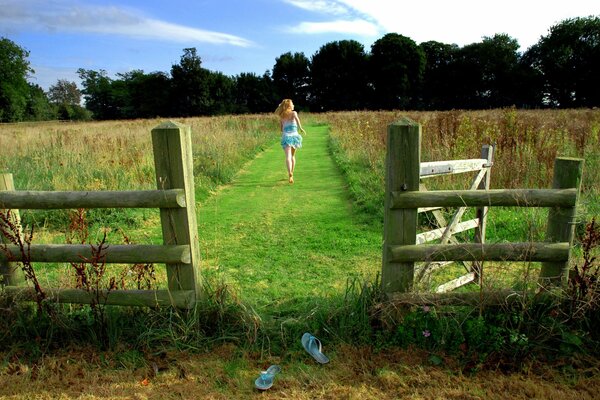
[381,118,583,298]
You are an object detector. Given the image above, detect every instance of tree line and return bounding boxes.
[1,16,599,122]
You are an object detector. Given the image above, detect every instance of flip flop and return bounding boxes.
[254,364,281,390]
[301,332,330,364]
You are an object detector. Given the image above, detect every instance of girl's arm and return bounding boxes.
[294,112,306,134]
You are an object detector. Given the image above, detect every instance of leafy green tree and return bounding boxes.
[25,83,56,121]
[419,41,459,110]
[310,40,370,111]
[370,33,425,110]
[272,52,310,109]
[206,71,236,115]
[77,68,119,120]
[233,72,277,114]
[0,37,34,122]
[451,34,521,108]
[48,79,81,105]
[47,79,90,120]
[524,16,600,107]
[170,48,211,116]
[110,70,171,119]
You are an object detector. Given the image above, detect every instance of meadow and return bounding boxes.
[1,108,599,302]
[1,109,599,398]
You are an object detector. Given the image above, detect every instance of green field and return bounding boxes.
[1,110,599,399]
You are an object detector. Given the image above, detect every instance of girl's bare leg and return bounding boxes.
[284,146,294,183]
[291,147,296,175]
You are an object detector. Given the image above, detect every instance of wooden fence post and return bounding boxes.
[382,118,421,293]
[473,144,494,284]
[152,122,201,305]
[0,173,26,286]
[539,157,583,287]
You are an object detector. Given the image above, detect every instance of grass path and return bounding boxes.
[198,124,382,310]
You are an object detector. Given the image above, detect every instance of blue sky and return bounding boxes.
[1,0,598,91]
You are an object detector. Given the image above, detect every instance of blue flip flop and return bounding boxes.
[301,332,330,364]
[254,364,281,390]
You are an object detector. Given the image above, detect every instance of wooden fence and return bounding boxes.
[0,121,201,309]
[381,118,583,298]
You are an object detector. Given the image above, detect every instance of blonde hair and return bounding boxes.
[275,99,293,118]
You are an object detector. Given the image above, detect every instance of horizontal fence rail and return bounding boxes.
[0,189,186,209]
[419,159,489,178]
[0,244,191,264]
[391,188,578,209]
[4,287,195,308]
[388,242,570,263]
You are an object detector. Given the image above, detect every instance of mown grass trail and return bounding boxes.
[198,123,382,310]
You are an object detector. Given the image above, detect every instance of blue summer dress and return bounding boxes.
[281,119,303,149]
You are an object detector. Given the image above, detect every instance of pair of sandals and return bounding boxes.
[254,332,329,390]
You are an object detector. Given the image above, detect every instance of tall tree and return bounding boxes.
[451,34,521,108]
[0,37,34,122]
[272,52,310,108]
[310,40,370,111]
[170,48,211,116]
[420,41,459,110]
[26,83,56,121]
[47,79,90,120]
[77,68,119,120]
[233,72,276,114]
[113,70,173,119]
[206,71,235,115]
[370,33,425,110]
[48,79,81,105]
[524,16,600,107]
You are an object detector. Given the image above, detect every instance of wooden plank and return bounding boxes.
[0,173,26,286]
[540,157,584,287]
[389,242,570,262]
[416,218,479,244]
[382,118,420,293]
[391,188,578,209]
[0,244,191,264]
[3,286,195,308]
[420,158,487,178]
[473,145,495,284]
[0,189,186,209]
[418,206,443,213]
[152,122,201,303]
[436,272,476,293]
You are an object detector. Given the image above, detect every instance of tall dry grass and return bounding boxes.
[319,108,600,219]
[0,115,279,228]
[0,115,278,192]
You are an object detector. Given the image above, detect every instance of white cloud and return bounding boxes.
[286,0,600,49]
[284,0,381,36]
[0,0,254,47]
[284,0,350,16]
[291,19,381,36]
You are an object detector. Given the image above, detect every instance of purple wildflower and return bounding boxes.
[422,305,430,313]
[422,330,431,338]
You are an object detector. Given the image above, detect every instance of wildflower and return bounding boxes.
[422,305,430,313]
[422,330,431,338]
